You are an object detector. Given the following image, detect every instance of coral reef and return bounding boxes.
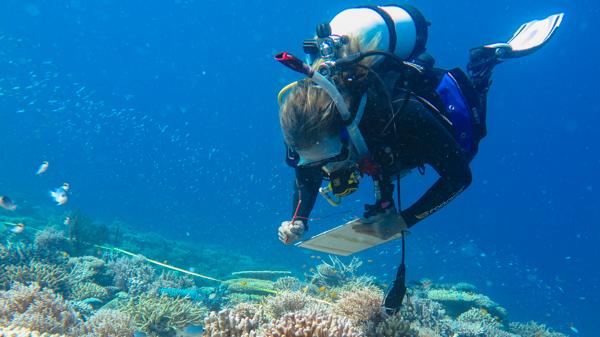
[0,215,570,337]
[424,288,507,319]
[66,256,105,284]
[273,276,303,292]
[69,282,109,302]
[0,262,68,292]
[0,325,67,337]
[105,255,155,296]
[33,227,69,261]
[509,321,568,337]
[365,313,416,337]
[82,309,135,337]
[262,291,312,319]
[308,256,364,287]
[121,293,206,337]
[154,270,195,289]
[203,309,260,337]
[0,283,84,336]
[262,312,362,337]
[333,286,384,325]
[0,241,34,266]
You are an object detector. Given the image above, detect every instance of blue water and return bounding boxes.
[0,0,598,335]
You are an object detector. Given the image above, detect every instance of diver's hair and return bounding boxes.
[279,34,382,149]
[280,82,340,150]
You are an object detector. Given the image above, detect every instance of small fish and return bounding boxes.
[64,216,71,226]
[318,286,327,292]
[569,325,579,334]
[0,196,17,211]
[5,222,25,234]
[50,183,69,205]
[208,293,217,300]
[36,160,49,175]
[239,281,248,286]
[367,259,374,263]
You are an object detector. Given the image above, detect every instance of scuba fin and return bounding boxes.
[468,13,564,93]
[489,13,564,59]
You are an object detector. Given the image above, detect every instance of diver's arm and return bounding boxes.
[399,101,472,227]
[292,166,322,229]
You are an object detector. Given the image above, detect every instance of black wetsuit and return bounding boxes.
[289,66,485,229]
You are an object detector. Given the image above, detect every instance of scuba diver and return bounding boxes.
[275,5,563,312]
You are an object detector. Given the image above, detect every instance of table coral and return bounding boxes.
[425,288,507,319]
[224,278,276,295]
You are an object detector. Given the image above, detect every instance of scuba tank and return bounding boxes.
[304,5,429,66]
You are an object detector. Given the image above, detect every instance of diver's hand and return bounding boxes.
[278,220,306,245]
[352,213,407,240]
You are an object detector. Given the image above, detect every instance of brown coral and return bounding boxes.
[333,286,383,325]
[0,282,84,336]
[203,309,260,337]
[69,282,109,301]
[66,256,105,284]
[105,256,155,296]
[0,262,68,291]
[82,309,136,337]
[122,294,206,337]
[365,313,417,337]
[262,291,311,319]
[263,312,362,337]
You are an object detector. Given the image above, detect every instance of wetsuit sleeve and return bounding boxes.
[398,99,472,227]
[292,166,322,230]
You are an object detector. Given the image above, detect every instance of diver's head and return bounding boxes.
[279,81,357,168]
[281,82,339,160]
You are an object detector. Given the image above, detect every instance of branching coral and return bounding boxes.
[33,227,69,261]
[0,282,84,336]
[365,313,416,337]
[0,261,68,292]
[148,270,196,295]
[122,294,206,337]
[203,309,260,337]
[333,285,383,325]
[105,255,155,296]
[0,325,68,337]
[82,309,136,337]
[262,312,362,337]
[0,241,34,266]
[262,291,311,320]
[273,276,302,292]
[509,321,568,337]
[400,297,447,331]
[69,282,109,302]
[66,256,105,284]
[308,256,363,287]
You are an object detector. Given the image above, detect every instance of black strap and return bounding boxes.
[397,176,407,302]
[357,5,397,53]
